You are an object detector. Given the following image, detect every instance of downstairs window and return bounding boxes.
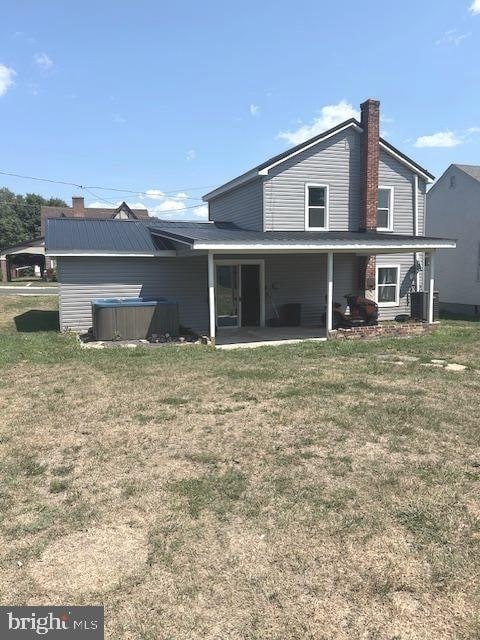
[376,265,400,306]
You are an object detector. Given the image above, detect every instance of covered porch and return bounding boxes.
[206,248,441,348]
[147,222,456,348]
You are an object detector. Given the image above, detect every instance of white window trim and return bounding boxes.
[377,185,394,232]
[305,183,329,231]
[375,263,400,307]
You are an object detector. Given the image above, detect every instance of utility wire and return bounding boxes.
[0,195,206,215]
[0,170,216,200]
[78,187,206,214]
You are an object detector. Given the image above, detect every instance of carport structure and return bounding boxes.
[0,237,51,282]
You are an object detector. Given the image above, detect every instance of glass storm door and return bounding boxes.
[216,264,240,327]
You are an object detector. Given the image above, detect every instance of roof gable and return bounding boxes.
[113,201,138,219]
[203,118,434,202]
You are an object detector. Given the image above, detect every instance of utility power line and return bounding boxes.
[0,170,216,201]
[0,197,206,215]
[80,187,206,214]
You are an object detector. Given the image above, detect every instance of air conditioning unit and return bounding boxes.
[410,292,439,322]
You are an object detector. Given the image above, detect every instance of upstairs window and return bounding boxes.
[377,186,394,231]
[376,265,400,306]
[305,184,329,230]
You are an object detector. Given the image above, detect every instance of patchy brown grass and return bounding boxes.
[0,296,479,639]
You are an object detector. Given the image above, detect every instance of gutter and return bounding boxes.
[192,239,456,252]
[46,251,177,258]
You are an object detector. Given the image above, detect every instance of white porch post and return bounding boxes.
[326,252,334,335]
[207,251,216,345]
[428,249,435,324]
[413,174,421,292]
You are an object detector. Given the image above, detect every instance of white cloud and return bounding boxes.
[34,52,54,71]
[144,189,165,200]
[470,0,480,14]
[278,99,359,145]
[250,104,260,117]
[435,29,471,46]
[153,192,189,213]
[193,205,208,219]
[0,64,16,97]
[414,130,462,148]
[113,113,126,124]
[186,149,196,161]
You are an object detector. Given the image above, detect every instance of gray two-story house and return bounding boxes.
[46,99,455,345]
[427,164,480,315]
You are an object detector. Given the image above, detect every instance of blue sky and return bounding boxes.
[1,0,480,219]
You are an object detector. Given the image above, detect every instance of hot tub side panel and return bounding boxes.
[57,256,208,334]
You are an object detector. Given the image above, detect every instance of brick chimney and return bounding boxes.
[72,195,85,214]
[359,99,380,232]
[358,99,380,300]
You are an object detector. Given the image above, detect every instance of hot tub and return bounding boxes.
[91,297,179,340]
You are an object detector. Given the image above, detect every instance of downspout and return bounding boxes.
[413,174,421,291]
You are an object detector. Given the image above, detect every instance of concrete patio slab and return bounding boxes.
[215,326,326,349]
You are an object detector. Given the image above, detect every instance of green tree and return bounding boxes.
[0,188,66,250]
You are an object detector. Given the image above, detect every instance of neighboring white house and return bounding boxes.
[427,164,480,315]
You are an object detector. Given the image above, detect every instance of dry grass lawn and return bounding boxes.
[0,296,479,639]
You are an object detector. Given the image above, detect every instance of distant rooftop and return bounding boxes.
[40,196,150,234]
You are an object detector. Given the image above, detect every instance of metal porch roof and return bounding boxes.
[46,218,456,255]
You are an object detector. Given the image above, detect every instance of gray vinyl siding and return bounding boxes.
[57,256,208,334]
[215,253,356,325]
[265,253,355,324]
[379,149,427,236]
[208,178,263,230]
[263,128,361,231]
[207,128,426,240]
[376,253,416,320]
[57,251,417,331]
[377,152,425,320]
[417,179,427,235]
[427,165,480,307]
[58,254,356,333]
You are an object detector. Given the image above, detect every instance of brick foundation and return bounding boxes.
[329,322,437,341]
